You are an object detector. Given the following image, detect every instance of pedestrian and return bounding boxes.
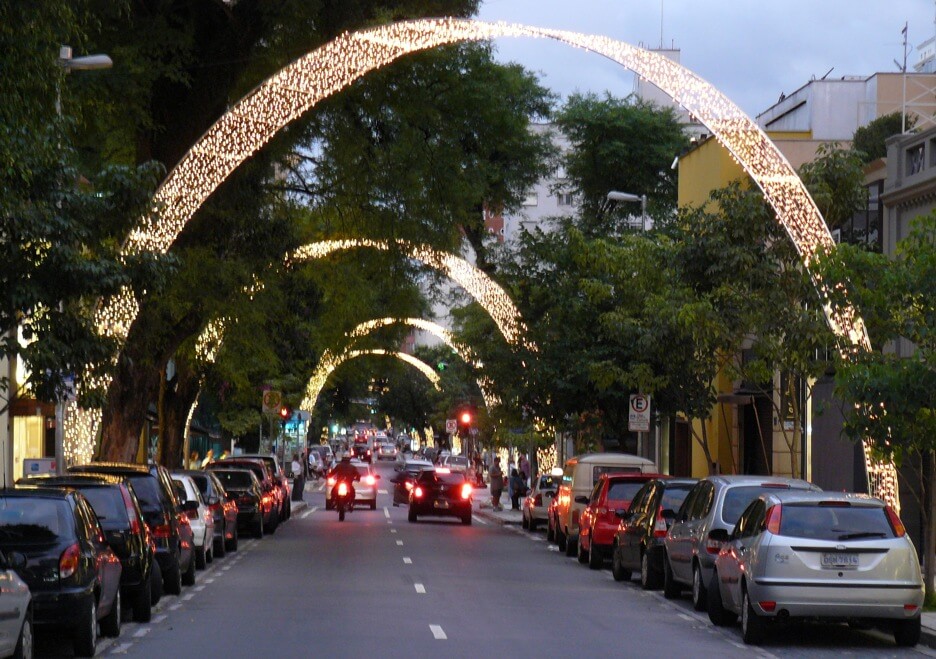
[188,451,200,470]
[489,458,504,511]
[518,453,530,482]
[291,452,305,502]
[200,448,214,468]
[509,468,526,510]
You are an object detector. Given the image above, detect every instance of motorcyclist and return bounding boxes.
[330,453,360,508]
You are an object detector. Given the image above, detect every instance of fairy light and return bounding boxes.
[68,17,893,508]
[300,348,441,412]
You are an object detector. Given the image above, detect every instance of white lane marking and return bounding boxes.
[194,585,205,591]
[547,545,559,552]
[390,529,398,534]
[205,578,215,584]
[110,642,134,654]
[677,613,693,622]
[169,603,182,611]
[378,489,388,494]
[429,625,447,640]
[403,557,412,564]
[396,540,404,546]
[383,507,390,519]
[182,593,194,601]
[152,615,167,624]
[222,564,232,571]
[133,628,151,638]
[472,515,487,525]
[301,508,314,519]
[387,520,393,524]
[415,583,426,594]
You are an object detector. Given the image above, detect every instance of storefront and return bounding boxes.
[10,399,55,482]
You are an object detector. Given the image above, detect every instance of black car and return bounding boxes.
[612,478,697,589]
[0,487,124,656]
[70,462,195,595]
[390,459,434,506]
[211,469,266,538]
[207,459,278,533]
[238,454,291,521]
[18,474,158,622]
[407,468,473,525]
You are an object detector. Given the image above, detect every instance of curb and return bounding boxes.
[473,507,523,526]
[920,625,936,650]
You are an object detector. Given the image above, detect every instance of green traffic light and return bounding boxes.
[437,361,447,371]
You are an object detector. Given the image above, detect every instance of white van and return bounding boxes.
[549,453,657,555]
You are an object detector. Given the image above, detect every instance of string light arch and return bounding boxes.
[72,18,894,507]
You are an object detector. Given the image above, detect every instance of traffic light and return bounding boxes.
[460,411,472,425]
[279,405,290,429]
[437,361,448,372]
[457,408,473,435]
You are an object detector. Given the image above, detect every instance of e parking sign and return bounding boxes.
[628,394,651,432]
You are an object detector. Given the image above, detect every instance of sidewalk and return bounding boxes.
[921,612,936,649]
[472,483,523,525]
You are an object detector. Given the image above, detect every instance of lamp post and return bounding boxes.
[51,46,112,474]
[606,191,648,231]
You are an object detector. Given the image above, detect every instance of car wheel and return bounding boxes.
[254,516,264,538]
[556,527,566,551]
[133,574,153,623]
[72,597,97,657]
[521,514,529,530]
[214,527,227,558]
[546,518,555,542]
[150,559,163,604]
[577,535,589,564]
[370,500,377,511]
[611,545,631,582]
[11,609,31,659]
[662,552,680,599]
[408,508,417,523]
[894,616,921,647]
[588,541,603,570]
[267,511,279,534]
[565,532,577,557]
[181,551,196,586]
[528,516,538,532]
[100,588,121,638]
[227,526,239,552]
[640,550,662,590]
[707,571,737,626]
[741,588,767,645]
[195,547,207,570]
[462,513,472,525]
[691,563,708,611]
[164,556,183,596]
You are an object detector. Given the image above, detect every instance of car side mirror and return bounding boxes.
[707,528,730,544]
[614,509,629,519]
[7,552,26,572]
[574,495,590,505]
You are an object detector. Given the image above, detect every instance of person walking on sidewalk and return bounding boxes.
[489,458,504,511]
[509,468,526,510]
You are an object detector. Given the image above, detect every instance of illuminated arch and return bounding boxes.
[301,348,441,413]
[76,18,893,505]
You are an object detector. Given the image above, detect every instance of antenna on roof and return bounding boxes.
[820,67,834,80]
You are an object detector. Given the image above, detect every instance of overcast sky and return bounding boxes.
[476,0,936,118]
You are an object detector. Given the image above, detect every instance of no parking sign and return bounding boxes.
[628,394,651,432]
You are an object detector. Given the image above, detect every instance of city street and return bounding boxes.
[33,461,934,659]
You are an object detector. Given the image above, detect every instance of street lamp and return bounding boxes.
[606,190,648,231]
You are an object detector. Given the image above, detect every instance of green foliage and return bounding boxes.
[797,142,868,231]
[852,112,909,164]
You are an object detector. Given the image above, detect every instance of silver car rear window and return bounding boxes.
[721,486,794,525]
[778,504,895,540]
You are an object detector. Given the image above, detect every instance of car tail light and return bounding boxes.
[460,483,473,500]
[705,535,723,554]
[885,505,906,537]
[119,485,142,535]
[327,476,337,487]
[405,482,413,491]
[905,604,919,612]
[59,543,81,580]
[653,506,668,538]
[337,482,349,497]
[414,486,424,499]
[153,523,172,539]
[759,601,776,613]
[364,475,376,486]
[765,504,782,534]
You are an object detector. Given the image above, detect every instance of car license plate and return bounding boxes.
[434,500,449,509]
[821,552,859,569]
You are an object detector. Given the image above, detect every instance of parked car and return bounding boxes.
[0,550,31,659]
[390,459,434,506]
[577,473,667,569]
[207,459,278,533]
[178,470,238,555]
[0,487,123,656]
[408,468,473,525]
[238,454,290,521]
[69,462,196,595]
[19,473,158,622]
[523,473,560,532]
[663,475,820,611]
[326,460,379,510]
[708,490,923,646]
[549,453,657,557]
[211,469,266,538]
[612,478,697,589]
[171,474,215,569]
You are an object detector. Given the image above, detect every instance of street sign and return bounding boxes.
[628,394,651,432]
[262,390,282,415]
[445,418,457,434]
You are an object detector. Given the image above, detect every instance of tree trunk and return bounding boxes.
[690,420,717,475]
[157,358,202,470]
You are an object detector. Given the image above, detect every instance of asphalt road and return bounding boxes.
[39,461,936,658]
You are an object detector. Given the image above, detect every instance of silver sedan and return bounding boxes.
[707,490,923,647]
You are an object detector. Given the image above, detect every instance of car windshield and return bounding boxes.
[722,485,799,525]
[78,487,131,531]
[593,465,641,480]
[660,484,694,513]
[778,504,895,540]
[215,471,253,489]
[0,498,74,542]
[537,476,559,490]
[447,457,469,467]
[606,481,645,502]
[126,475,164,514]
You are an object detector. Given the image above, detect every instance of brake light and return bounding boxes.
[185,506,198,520]
[327,477,337,487]
[337,482,349,497]
[364,475,376,486]
[706,535,723,554]
[414,486,424,498]
[760,483,790,489]
[59,543,80,580]
[759,601,777,613]
[153,523,172,539]
[460,483,473,500]
[905,604,919,612]
[533,494,543,506]
[119,485,141,535]
[405,482,413,491]
[765,504,782,534]
[652,506,668,538]
[885,505,906,537]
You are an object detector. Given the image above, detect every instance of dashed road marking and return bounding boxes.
[182,593,194,601]
[472,515,487,525]
[205,578,215,584]
[194,585,205,591]
[390,529,398,534]
[152,615,167,624]
[403,557,412,564]
[677,613,693,622]
[429,624,447,639]
[110,642,134,654]
[383,507,390,519]
[415,583,426,594]
[169,603,182,611]
[378,489,388,494]
[133,628,151,638]
[396,540,404,546]
[547,545,559,552]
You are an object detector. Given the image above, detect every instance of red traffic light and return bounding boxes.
[279,406,290,419]
[460,411,472,425]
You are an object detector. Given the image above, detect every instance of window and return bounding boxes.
[692,483,715,520]
[677,485,701,521]
[522,192,538,207]
[907,143,924,175]
[607,481,647,503]
[557,192,574,207]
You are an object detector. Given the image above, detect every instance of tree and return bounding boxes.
[852,112,909,163]
[797,142,868,231]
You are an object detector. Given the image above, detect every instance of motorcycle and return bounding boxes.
[333,480,354,521]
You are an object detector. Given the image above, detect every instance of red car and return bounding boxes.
[576,473,668,569]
